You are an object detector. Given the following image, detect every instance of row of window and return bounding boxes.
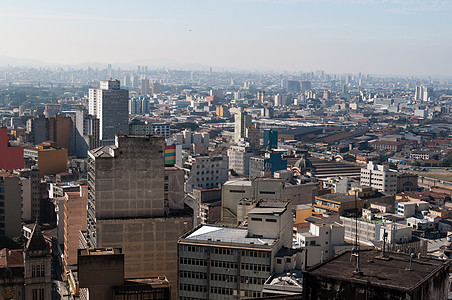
[180,257,207,266]
[250,217,277,223]
[211,260,237,269]
[241,276,266,285]
[240,263,270,272]
[179,284,207,293]
[210,273,237,282]
[210,286,233,295]
[180,270,207,280]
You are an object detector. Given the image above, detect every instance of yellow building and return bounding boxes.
[295,204,313,224]
[24,146,68,178]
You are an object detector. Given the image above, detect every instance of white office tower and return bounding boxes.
[89,80,129,145]
[360,162,397,195]
[274,94,287,106]
[234,111,252,143]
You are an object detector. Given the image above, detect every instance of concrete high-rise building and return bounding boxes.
[73,107,100,158]
[89,80,129,145]
[151,81,160,95]
[234,111,251,143]
[26,115,49,145]
[360,162,397,195]
[0,171,22,238]
[141,78,150,95]
[81,135,192,298]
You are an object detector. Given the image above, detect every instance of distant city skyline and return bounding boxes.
[1,0,451,76]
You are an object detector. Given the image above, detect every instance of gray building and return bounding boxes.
[0,172,22,238]
[183,155,228,193]
[89,80,129,145]
[228,144,254,176]
[178,200,302,299]
[26,115,49,145]
[81,135,192,299]
[73,107,100,158]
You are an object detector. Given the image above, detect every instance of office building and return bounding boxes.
[73,107,100,158]
[234,111,251,143]
[178,200,301,299]
[89,80,129,145]
[360,162,397,195]
[0,171,22,238]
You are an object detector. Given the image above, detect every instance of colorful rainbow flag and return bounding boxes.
[165,145,176,165]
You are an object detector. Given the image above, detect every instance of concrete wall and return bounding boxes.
[94,136,165,219]
[96,215,192,299]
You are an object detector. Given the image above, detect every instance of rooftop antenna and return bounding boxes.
[381,229,388,258]
[352,189,362,275]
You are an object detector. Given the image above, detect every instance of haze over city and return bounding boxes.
[1,0,451,75]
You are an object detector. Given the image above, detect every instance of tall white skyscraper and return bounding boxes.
[89,80,129,145]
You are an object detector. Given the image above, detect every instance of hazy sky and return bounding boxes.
[1,0,451,75]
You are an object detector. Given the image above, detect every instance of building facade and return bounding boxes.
[360,162,397,194]
[89,80,129,145]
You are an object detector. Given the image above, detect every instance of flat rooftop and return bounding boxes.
[306,249,448,290]
[78,248,122,256]
[182,224,276,246]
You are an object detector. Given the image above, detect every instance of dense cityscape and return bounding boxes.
[0,63,451,299]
